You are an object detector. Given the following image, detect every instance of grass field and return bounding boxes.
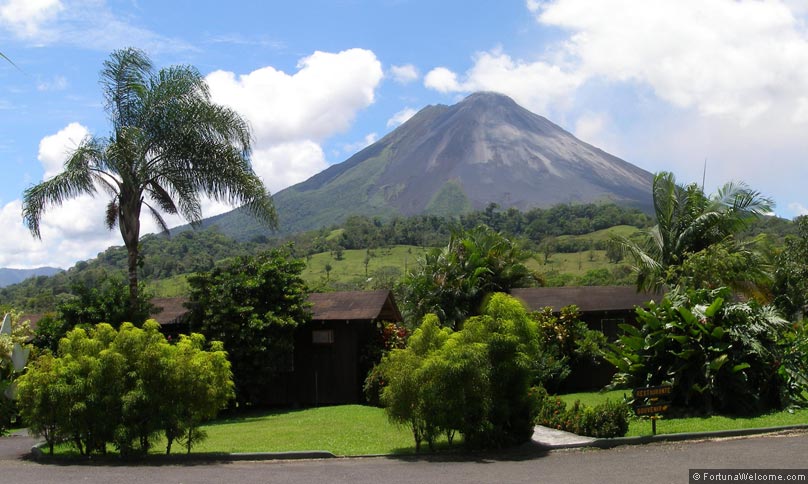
[145,225,642,296]
[300,245,429,287]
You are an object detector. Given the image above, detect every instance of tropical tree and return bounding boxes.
[186,247,309,406]
[615,172,772,292]
[22,47,276,313]
[400,225,537,328]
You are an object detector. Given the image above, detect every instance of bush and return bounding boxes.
[187,247,309,406]
[604,286,796,415]
[16,321,233,456]
[377,294,543,450]
[534,387,630,438]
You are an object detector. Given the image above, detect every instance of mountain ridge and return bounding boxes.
[0,266,62,288]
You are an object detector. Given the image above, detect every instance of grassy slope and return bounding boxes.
[301,245,429,287]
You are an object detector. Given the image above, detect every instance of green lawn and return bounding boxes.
[556,390,808,437]
[197,405,431,455]
[49,405,449,457]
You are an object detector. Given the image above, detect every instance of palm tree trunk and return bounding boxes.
[120,198,142,316]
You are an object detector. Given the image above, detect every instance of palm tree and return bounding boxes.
[22,48,276,312]
[615,171,772,292]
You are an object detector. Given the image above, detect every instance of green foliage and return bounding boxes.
[377,294,545,450]
[0,311,33,434]
[534,387,630,438]
[773,215,808,320]
[604,286,795,415]
[614,172,773,292]
[30,274,156,353]
[187,247,309,406]
[400,225,537,328]
[16,321,233,456]
[532,305,606,391]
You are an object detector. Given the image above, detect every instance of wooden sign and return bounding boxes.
[634,403,670,416]
[632,385,672,399]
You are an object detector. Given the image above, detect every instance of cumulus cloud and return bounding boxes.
[206,48,383,191]
[424,50,583,114]
[386,107,418,128]
[251,141,329,194]
[0,0,62,40]
[424,67,462,93]
[207,48,383,145]
[38,122,88,178]
[535,0,808,124]
[389,64,419,84]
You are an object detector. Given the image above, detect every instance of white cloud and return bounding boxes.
[789,202,808,216]
[0,0,63,40]
[424,50,583,114]
[535,0,808,124]
[386,107,418,128]
[390,64,419,84]
[424,67,462,93]
[207,48,383,191]
[251,141,329,194]
[207,48,383,145]
[37,122,88,178]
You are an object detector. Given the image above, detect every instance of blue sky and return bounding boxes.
[1,0,808,269]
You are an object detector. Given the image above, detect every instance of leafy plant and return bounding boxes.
[187,247,309,406]
[604,286,794,415]
[16,321,233,456]
[378,294,544,450]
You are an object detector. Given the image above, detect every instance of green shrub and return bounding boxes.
[16,321,233,456]
[604,286,796,415]
[534,387,630,438]
[378,294,542,450]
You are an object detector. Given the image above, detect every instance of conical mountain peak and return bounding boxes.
[197,92,653,239]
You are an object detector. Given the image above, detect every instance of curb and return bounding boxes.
[27,424,808,462]
[29,442,336,462]
[537,424,808,451]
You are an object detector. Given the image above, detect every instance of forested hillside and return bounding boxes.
[0,202,792,313]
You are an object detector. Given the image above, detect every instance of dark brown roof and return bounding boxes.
[150,290,402,326]
[510,286,663,313]
[308,290,402,322]
[150,297,190,325]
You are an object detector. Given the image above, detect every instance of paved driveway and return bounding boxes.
[0,431,37,461]
[1,431,807,484]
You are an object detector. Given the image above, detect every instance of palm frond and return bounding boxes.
[22,165,96,238]
[105,199,119,230]
[101,48,151,130]
[143,201,170,235]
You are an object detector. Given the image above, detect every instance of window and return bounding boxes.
[312,329,334,344]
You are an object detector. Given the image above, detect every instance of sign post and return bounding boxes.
[632,385,672,435]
